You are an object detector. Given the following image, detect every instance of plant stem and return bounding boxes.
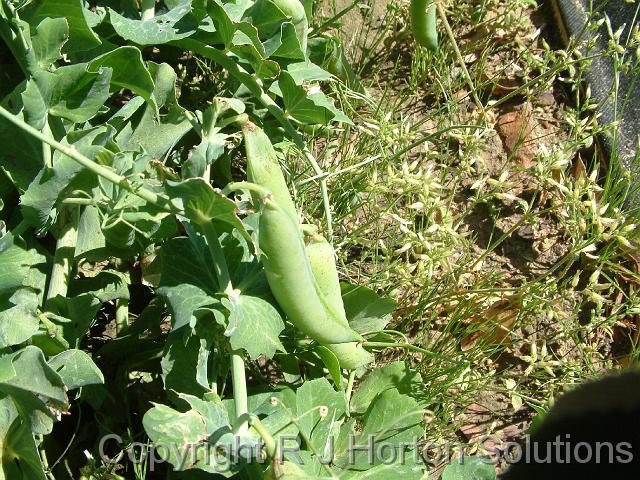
[115,299,129,334]
[231,352,249,433]
[345,370,356,417]
[199,219,249,432]
[140,0,155,20]
[46,208,78,301]
[248,415,278,459]
[0,105,175,212]
[363,341,439,357]
[174,39,334,240]
[43,119,52,168]
[435,1,486,123]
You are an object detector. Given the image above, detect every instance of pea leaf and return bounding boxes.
[278,71,350,125]
[142,404,209,470]
[20,125,113,232]
[0,402,47,480]
[350,362,422,415]
[341,284,396,335]
[47,350,104,390]
[30,17,69,69]
[117,62,191,158]
[225,293,284,360]
[109,1,197,45]
[22,0,101,53]
[165,179,248,237]
[296,378,346,454]
[88,46,157,114]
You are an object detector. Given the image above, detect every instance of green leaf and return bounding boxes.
[88,46,157,114]
[74,205,106,257]
[177,393,231,437]
[264,22,305,60]
[296,378,345,454]
[285,61,333,84]
[341,388,422,470]
[341,284,396,335]
[207,0,236,47]
[22,0,101,53]
[142,404,208,470]
[278,71,349,125]
[165,179,248,236]
[44,63,112,122]
[161,328,215,397]
[0,243,48,348]
[0,301,40,349]
[441,457,496,480]
[48,271,129,345]
[20,125,112,232]
[48,350,104,390]
[0,400,47,480]
[0,106,45,191]
[0,346,68,421]
[30,17,69,70]
[358,388,423,444]
[109,2,197,45]
[350,362,422,415]
[316,346,343,390]
[158,236,219,331]
[118,62,191,158]
[226,294,284,360]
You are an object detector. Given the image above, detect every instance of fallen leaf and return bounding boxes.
[496,103,538,167]
[461,296,520,351]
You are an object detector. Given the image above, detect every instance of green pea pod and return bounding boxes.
[258,199,362,346]
[246,123,373,369]
[411,0,438,52]
[305,231,348,323]
[326,342,373,371]
[271,0,309,53]
[303,231,373,369]
[243,122,298,223]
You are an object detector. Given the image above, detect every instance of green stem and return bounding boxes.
[225,181,271,198]
[115,299,129,335]
[174,39,334,240]
[46,208,78,301]
[363,341,438,357]
[0,105,175,212]
[435,1,486,123]
[247,415,278,459]
[61,198,95,206]
[43,119,52,168]
[345,370,356,417]
[231,352,249,434]
[140,0,155,20]
[312,0,360,34]
[199,220,249,432]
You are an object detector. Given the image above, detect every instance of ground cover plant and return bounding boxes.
[0,0,639,479]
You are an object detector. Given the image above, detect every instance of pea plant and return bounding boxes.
[0,1,431,478]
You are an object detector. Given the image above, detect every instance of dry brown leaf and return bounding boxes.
[460,296,521,351]
[496,103,537,167]
[572,155,587,181]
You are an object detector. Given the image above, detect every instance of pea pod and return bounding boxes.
[271,0,308,53]
[243,122,298,223]
[304,231,347,322]
[244,123,373,369]
[258,199,361,345]
[303,229,374,369]
[410,0,438,52]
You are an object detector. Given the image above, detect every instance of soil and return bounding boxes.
[322,0,598,463]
